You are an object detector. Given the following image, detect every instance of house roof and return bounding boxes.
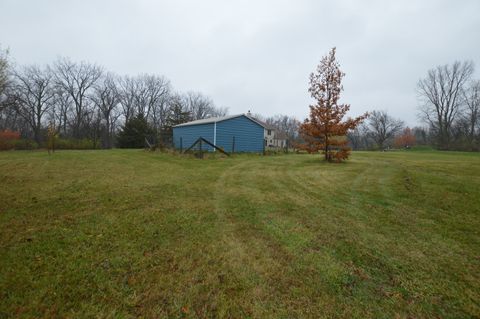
[173,113,272,129]
[253,118,276,130]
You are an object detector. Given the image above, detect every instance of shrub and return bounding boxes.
[395,127,416,149]
[1,134,99,151]
[0,130,21,150]
[55,138,99,150]
[14,139,38,150]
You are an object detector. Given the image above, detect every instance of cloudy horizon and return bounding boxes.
[1,0,479,126]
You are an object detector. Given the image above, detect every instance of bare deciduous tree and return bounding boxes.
[418,61,474,149]
[53,58,102,138]
[463,80,480,147]
[367,110,404,150]
[51,88,72,136]
[132,75,168,119]
[184,91,226,120]
[118,75,137,123]
[92,73,120,148]
[348,122,372,150]
[139,74,170,131]
[265,114,301,142]
[0,45,9,111]
[413,126,428,145]
[11,65,55,143]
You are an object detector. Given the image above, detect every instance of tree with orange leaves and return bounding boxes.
[299,48,368,162]
[394,127,416,149]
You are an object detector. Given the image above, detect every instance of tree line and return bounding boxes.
[0,46,227,149]
[348,111,426,151]
[351,61,479,151]
[299,47,480,161]
[1,44,479,152]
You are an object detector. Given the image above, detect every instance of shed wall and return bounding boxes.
[173,115,264,153]
[173,123,215,151]
[216,116,264,152]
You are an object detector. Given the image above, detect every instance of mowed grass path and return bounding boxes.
[0,150,479,318]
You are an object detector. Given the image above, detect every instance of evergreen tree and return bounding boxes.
[159,99,191,145]
[165,103,190,130]
[116,113,154,148]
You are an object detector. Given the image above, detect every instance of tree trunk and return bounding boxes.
[34,127,41,145]
[105,117,111,149]
[35,116,41,144]
[324,134,329,161]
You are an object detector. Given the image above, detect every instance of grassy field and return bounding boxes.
[0,150,479,318]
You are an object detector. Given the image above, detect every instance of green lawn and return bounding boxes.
[0,150,479,318]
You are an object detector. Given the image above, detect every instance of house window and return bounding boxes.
[267,129,271,135]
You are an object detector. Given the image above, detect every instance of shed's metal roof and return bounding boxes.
[173,114,271,129]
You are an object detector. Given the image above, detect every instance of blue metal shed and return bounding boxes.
[173,114,267,152]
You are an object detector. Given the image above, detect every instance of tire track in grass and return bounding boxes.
[342,156,478,317]
[212,159,300,316]
[212,155,407,317]
[263,156,435,316]
[211,158,340,318]
[232,156,413,317]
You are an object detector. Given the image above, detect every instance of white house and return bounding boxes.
[244,111,287,149]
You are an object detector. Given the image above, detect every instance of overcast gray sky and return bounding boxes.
[1,0,479,125]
